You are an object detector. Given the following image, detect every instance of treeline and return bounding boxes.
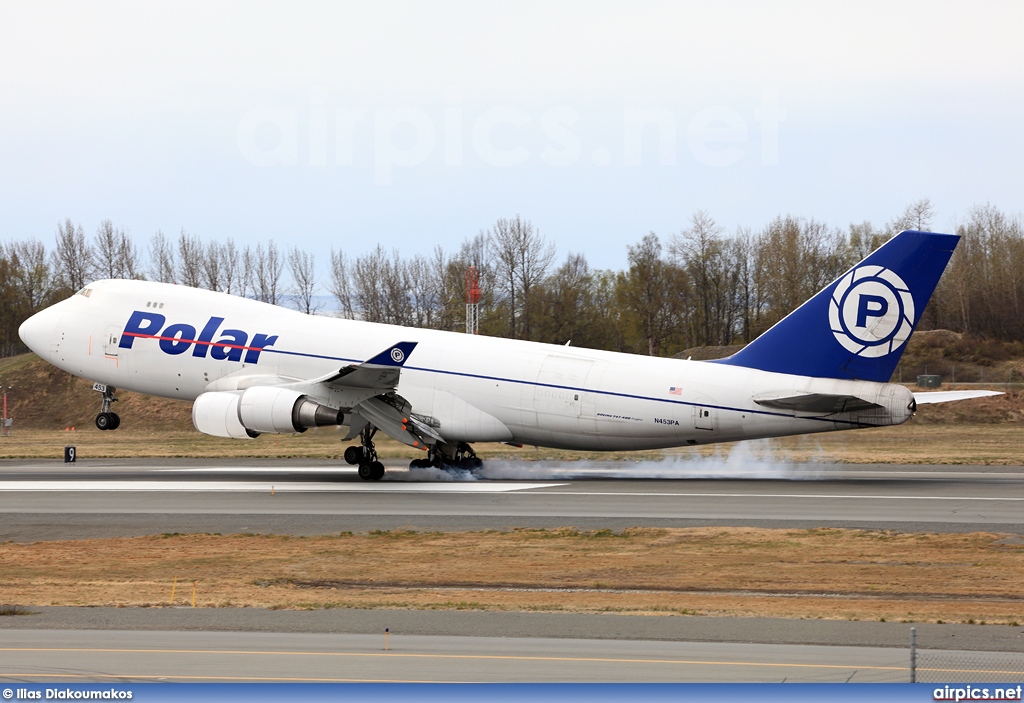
[1,200,1022,359]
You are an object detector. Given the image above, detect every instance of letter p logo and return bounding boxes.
[119,311,166,349]
[856,294,889,328]
[829,265,916,358]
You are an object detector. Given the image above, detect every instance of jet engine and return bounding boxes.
[192,391,250,439]
[192,387,346,438]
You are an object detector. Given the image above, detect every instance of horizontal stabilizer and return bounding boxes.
[913,390,1003,405]
[753,392,881,414]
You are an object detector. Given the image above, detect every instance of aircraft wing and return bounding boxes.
[308,341,441,448]
[912,390,1003,404]
[314,341,418,391]
[753,392,881,414]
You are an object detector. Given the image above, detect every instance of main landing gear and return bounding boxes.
[344,426,385,481]
[409,442,482,472]
[95,385,120,431]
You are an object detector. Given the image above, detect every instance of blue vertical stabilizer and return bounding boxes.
[712,230,959,382]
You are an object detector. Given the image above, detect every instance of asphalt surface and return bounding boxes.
[0,628,927,683]
[2,457,1023,681]
[1,619,1023,682]
[1,458,1023,540]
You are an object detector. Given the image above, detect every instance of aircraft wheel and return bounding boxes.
[95,412,112,431]
[459,457,483,471]
[358,461,385,481]
[369,461,385,481]
[409,458,430,469]
[344,446,361,465]
[108,413,121,430]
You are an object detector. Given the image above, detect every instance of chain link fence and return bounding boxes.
[912,628,1024,683]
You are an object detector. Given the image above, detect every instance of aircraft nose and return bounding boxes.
[18,306,59,356]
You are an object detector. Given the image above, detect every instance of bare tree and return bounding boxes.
[435,245,472,332]
[670,211,738,345]
[328,248,356,319]
[617,232,679,356]
[5,239,53,312]
[93,221,140,279]
[52,219,94,291]
[539,251,600,346]
[221,238,240,295]
[177,229,204,288]
[246,241,284,304]
[148,230,176,283]
[288,246,319,314]
[118,230,141,279]
[754,216,846,333]
[847,221,887,261]
[202,240,223,292]
[887,198,934,234]
[489,215,555,339]
[93,220,120,279]
[406,252,449,328]
[352,245,409,324]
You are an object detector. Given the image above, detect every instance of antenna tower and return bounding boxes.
[465,266,481,335]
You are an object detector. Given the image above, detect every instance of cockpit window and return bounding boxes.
[78,288,92,298]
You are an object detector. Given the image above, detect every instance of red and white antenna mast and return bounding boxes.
[465,266,481,335]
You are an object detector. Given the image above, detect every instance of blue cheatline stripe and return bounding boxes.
[256,346,873,429]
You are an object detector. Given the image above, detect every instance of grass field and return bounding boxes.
[1,422,1021,465]
[2,527,1022,624]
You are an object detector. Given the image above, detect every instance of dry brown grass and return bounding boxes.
[2,528,1023,624]
[1,422,1023,465]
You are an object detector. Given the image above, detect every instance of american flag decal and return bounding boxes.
[669,386,681,395]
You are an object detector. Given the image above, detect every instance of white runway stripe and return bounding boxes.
[154,468,374,473]
[523,491,1024,501]
[0,481,561,493]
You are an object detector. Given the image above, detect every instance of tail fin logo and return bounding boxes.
[390,348,406,363]
[829,265,915,358]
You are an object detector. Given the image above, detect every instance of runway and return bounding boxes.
[2,625,1022,683]
[1,458,1023,540]
[0,628,914,683]
[3,458,1024,681]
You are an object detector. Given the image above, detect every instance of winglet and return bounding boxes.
[365,341,417,367]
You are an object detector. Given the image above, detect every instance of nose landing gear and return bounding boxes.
[94,384,120,431]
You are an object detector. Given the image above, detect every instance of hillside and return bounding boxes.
[0,353,194,432]
[0,330,1022,434]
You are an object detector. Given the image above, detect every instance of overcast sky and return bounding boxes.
[1,1,1022,274]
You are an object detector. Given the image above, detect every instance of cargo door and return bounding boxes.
[534,355,593,432]
[693,405,716,431]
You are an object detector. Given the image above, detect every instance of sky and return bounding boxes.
[1,1,1022,277]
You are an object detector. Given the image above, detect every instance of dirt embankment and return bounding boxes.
[0,354,193,432]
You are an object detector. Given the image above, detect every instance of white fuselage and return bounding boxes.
[22,280,914,450]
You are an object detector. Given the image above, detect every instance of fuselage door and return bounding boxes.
[103,324,121,358]
[693,405,716,431]
[533,355,593,430]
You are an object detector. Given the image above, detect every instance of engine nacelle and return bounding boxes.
[192,391,250,439]
[193,388,346,438]
[237,386,346,434]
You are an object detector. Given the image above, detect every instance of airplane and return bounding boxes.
[17,229,999,480]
